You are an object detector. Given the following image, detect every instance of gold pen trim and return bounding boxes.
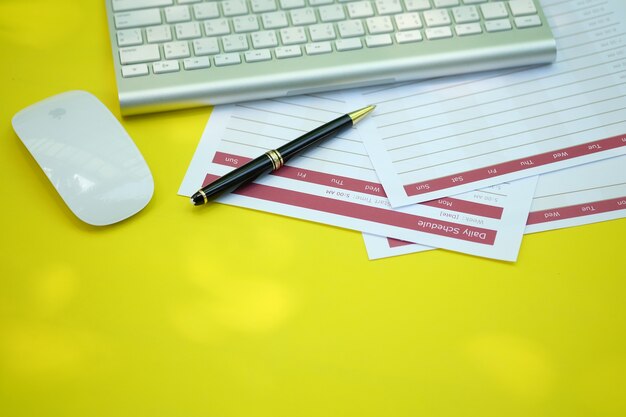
[199,189,208,204]
[265,149,284,171]
[348,105,376,125]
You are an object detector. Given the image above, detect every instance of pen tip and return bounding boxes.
[349,105,376,125]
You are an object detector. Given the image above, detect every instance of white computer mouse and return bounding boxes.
[12,91,154,226]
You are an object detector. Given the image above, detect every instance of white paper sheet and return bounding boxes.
[363,156,626,259]
[354,0,626,207]
[179,95,536,261]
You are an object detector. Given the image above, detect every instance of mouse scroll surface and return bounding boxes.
[12,91,154,226]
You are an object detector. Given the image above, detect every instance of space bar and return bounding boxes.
[112,0,173,12]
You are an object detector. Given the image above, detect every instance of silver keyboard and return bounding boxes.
[105,0,556,114]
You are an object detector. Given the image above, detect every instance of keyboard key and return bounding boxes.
[275,45,302,58]
[245,49,272,62]
[365,34,393,47]
[515,15,542,28]
[305,42,333,55]
[114,9,161,29]
[375,0,403,16]
[146,25,172,43]
[290,8,317,26]
[309,0,334,5]
[204,19,231,36]
[117,28,143,47]
[112,0,172,12]
[233,15,260,33]
[404,0,431,11]
[455,22,482,36]
[425,26,453,39]
[222,0,248,17]
[319,5,346,22]
[153,60,180,74]
[280,0,305,9]
[193,3,219,20]
[184,56,211,70]
[262,11,289,29]
[485,18,512,32]
[251,0,277,13]
[366,16,394,34]
[336,38,362,51]
[252,30,279,48]
[119,44,160,64]
[452,6,479,23]
[433,0,459,7]
[222,34,249,52]
[214,53,242,66]
[175,22,201,39]
[480,3,508,20]
[338,20,365,38]
[348,1,374,18]
[309,23,336,41]
[509,0,537,16]
[193,38,220,55]
[121,63,149,77]
[163,41,191,59]
[423,9,451,27]
[395,29,422,43]
[164,5,191,23]
[395,13,422,31]
[280,27,307,44]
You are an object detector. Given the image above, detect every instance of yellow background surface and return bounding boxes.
[1,1,625,416]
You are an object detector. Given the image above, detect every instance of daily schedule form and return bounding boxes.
[179,95,536,261]
[355,0,626,207]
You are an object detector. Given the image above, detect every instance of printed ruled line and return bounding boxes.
[397,119,626,174]
[555,22,619,40]
[389,96,626,156]
[556,45,626,65]
[542,0,574,9]
[235,104,325,123]
[361,81,418,96]
[231,116,310,133]
[222,136,368,159]
[548,12,614,34]
[268,98,344,115]
[229,116,361,143]
[304,93,346,103]
[548,1,608,19]
[379,77,625,131]
[223,134,368,160]
[475,190,507,198]
[559,32,624,52]
[534,182,626,200]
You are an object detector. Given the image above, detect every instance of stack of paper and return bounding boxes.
[179,0,626,261]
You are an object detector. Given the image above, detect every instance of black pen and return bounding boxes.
[191,105,376,206]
